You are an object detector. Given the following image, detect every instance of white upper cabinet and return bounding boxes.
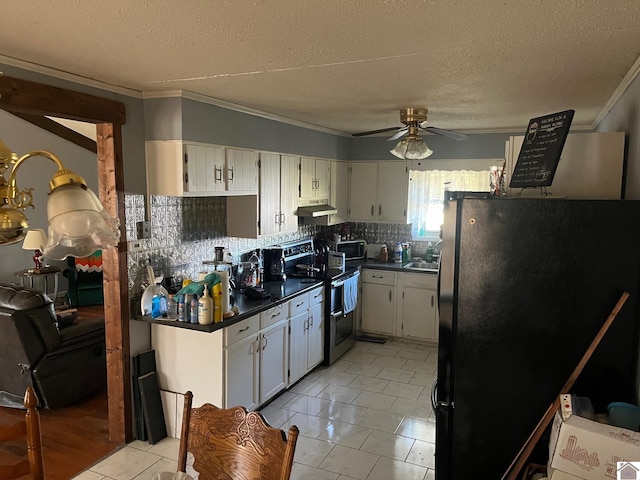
[226,148,259,194]
[349,161,409,223]
[227,152,299,238]
[145,141,257,196]
[300,157,330,201]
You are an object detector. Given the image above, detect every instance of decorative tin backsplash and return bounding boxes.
[125,194,320,306]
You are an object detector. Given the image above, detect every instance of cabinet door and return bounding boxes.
[377,161,409,223]
[401,287,437,341]
[259,320,288,404]
[227,148,258,193]
[349,162,378,221]
[259,152,281,236]
[225,334,259,410]
[329,161,349,225]
[289,311,308,386]
[280,155,300,233]
[315,158,330,199]
[361,283,395,335]
[307,301,324,370]
[299,156,315,198]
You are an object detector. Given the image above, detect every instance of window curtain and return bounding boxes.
[408,170,489,238]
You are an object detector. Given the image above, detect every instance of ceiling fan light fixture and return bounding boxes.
[390,135,433,160]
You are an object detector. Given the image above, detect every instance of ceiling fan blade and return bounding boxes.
[386,127,409,142]
[423,126,469,141]
[352,126,401,137]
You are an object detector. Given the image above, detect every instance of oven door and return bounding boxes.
[327,309,355,364]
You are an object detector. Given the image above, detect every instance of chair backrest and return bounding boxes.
[177,391,299,480]
[0,386,45,480]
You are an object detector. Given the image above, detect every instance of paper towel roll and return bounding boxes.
[197,271,208,281]
[218,270,230,314]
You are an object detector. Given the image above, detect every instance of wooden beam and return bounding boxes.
[0,75,126,125]
[9,112,97,154]
[97,122,133,443]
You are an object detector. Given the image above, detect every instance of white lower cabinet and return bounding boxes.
[360,269,439,343]
[307,288,325,370]
[360,270,396,335]
[288,286,325,386]
[398,272,438,342]
[258,320,289,404]
[225,333,259,410]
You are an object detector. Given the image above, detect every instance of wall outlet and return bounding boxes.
[136,221,151,239]
[129,240,145,252]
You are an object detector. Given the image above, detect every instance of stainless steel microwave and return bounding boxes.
[328,239,366,260]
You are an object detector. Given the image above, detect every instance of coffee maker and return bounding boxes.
[262,248,286,281]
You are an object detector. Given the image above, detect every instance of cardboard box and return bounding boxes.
[549,395,640,480]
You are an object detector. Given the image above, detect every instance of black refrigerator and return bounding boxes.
[434,192,640,480]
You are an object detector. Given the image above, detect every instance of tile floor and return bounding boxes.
[73,339,438,480]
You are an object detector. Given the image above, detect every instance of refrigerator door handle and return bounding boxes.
[431,378,454,410]
[430,378,438,410]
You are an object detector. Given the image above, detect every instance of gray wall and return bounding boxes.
[145,97,351,160]
[349,132,515,160]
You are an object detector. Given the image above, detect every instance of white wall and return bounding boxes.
[0,110,98,291]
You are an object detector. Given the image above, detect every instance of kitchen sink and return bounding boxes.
[404,261,439,272]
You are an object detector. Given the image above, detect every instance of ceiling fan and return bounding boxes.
[352,108,468,159]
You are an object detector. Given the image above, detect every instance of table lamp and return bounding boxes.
[22,229,47,270]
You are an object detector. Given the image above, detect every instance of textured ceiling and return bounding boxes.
[2,1,640,136]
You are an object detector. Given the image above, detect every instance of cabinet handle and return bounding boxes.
[389,290,392,302]
[228,166,234,181]
[262,334,268,351]
[304,319,309,331]
[238,326,250,333]
[379,205,382,216]
[372,275,383,279]
[275,213,279,226]
[371,205,374,216]
[215,166,223,182]
[309,314,313,327]
[296,301,304,307]
[431,295,434,307]
[271,311,281,318]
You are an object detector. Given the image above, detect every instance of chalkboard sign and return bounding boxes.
[509,109,575,189]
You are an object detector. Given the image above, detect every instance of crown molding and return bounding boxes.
[593,54,640,129]
[0,55,143,98]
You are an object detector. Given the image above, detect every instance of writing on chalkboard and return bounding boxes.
[510,109,575,189]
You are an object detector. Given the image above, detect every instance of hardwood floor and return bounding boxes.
[0,304,120,479]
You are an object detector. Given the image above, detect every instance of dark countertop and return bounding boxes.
[134,277,325,333]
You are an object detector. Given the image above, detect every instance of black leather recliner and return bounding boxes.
[0,283,107,409]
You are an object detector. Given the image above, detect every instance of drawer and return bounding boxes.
[261,303,288,329]
[308,286,324,307]
[289,293,309,317]
[400,272,438,289]
[224,314,260,347]
[362,269,396,286]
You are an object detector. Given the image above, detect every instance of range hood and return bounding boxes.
[297,204,338,217]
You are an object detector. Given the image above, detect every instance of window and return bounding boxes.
[408,169,489,240]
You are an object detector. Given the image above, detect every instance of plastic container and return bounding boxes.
[608,402,640,431]
[393,243,403,263]
[167,294,177,319]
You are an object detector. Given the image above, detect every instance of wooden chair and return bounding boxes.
[0,386,45,480]
[177,391,299,480]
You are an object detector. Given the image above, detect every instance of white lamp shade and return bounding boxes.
[43,184,120,260]
[404,137,433,159]
[22,229,47,250]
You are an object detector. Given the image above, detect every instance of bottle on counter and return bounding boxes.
[151,294,162,318]
[198,284,213,325]
[213,282,223,323]
[190,294,199,324]
[249,251,260,286]
[379,244,388,263]
[393,243,403,263]
[177,294,185,321]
